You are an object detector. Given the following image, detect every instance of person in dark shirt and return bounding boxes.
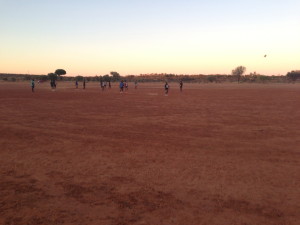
[120,80,124,93]
[31,79,35,92]
[164,82,169,96]
[179,80,183,92]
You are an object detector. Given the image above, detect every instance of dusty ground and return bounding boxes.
[0,81,299,225]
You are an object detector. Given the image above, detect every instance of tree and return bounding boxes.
[110,71,121,81]
[24,75,31,80]
[48,73,58,81]
[232,66,246,83]
[103,74,110,82]
[257,75,271,83]
[38,75,48,81]
[207,76,217,83]
[55,69,66,76]
[286,71,300,83]
[75,75,84,81]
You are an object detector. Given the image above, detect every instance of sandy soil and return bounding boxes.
[0,81,299,225]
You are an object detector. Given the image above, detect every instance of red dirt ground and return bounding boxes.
[0,81,299,225]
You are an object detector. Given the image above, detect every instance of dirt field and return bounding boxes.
[0,81,299,225]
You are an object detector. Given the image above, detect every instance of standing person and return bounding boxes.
[179,80,183,92]
[108,80,111,89]
[75,80,78,89]
[164,81,169,96]
[83,79,86,89]
[119,80,124,93]
[31,79,35,92]
[124,80,128,91]
[50,79,56,89]
[100,80,103,90]
[135,80,138,89]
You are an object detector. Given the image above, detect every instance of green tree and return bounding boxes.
[24,75,31,80]
[232,66,246,83]
[38,75,48,81]
[286,71,300,83]
[75,75,84,81]
[257,75,271,83]
[103,74,110,82]
[207,76,217,83]
[55,69,66,76]
[110,71,121,81]
[48,73,58,81]
[55,69,66,80]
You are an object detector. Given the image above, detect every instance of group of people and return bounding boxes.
[30,79,56,92]
[164,80,183,96]
[30,79,184,94]
[119,80,129,93]
[75,79,86,89]
[119,80,183,95]
[100,80,111,90]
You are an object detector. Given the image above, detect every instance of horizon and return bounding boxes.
[0,71,289,77]
[1,0,299,76]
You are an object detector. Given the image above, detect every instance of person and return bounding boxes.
[164,82,169,96]
[179,80,183,92]
[75,80,78,89]
[108,80,111,89]
[31,79,35,92]
[135,80,138,89]
[83,79,86,89]
[124,80,128,91]
[119,80,124,93]
[100,80,103,90]
[50,79,56,89]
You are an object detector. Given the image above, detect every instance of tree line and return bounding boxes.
[1,68,299,83]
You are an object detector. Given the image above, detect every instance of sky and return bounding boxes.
[0,0,299,76]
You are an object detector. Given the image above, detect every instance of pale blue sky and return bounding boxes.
[0,0,299,76]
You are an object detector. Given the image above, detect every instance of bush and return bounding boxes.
[287,71,300,82]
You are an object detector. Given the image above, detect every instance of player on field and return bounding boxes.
[119,80,124,93]
[31,79,35,92]
[164,82,169,96]
[179,80,183,92]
